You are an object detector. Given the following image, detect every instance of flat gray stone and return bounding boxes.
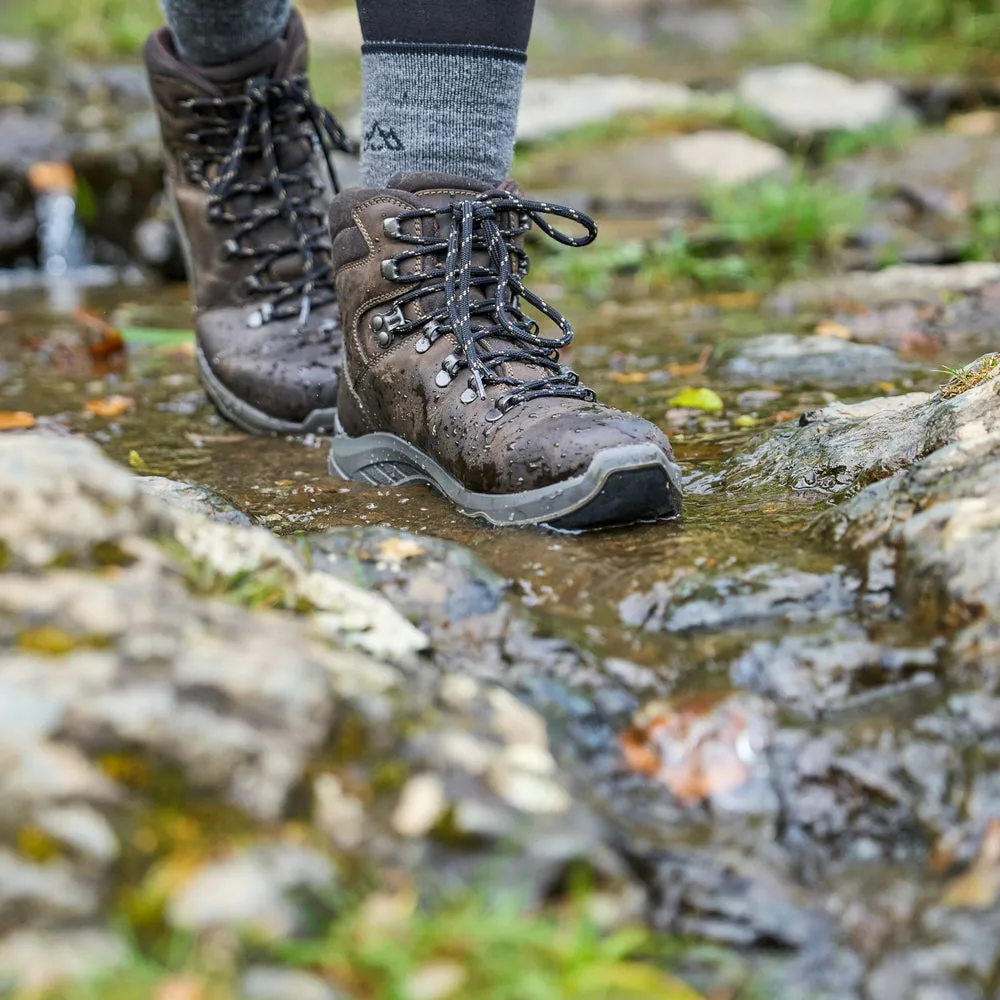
[739,63,903,137]
[720,333,908,387]
[518,75,692,142]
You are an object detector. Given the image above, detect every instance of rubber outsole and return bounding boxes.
[328,426,683,530]
[196,344,339,436]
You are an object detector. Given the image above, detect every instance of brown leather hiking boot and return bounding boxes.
[144,12,352,434]
[327,172,682,529]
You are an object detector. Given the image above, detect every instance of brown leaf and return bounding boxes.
[943,820,1000,909]
[153,977,204,1000]
[610,371,651,384]
[898,330,941,361]
[620,692,762,804]
[814,320,852,340]
[706,291,760,310]
[73,308,126,361]
[947,110,999,136]
[773,410,800,424]
[667,346,714,378]
[84,395,134,419]
[0,411,36,431]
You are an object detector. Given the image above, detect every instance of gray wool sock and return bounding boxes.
[160,0,291,66]
[360,42,525,187]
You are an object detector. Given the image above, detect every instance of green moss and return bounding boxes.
[17,626,111,656]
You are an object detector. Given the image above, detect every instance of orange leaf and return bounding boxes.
[73,308,126,361]
[610,371,651,384]
[814,320,852,340]
[773,410,799,424]
[84,395,134,418]
[27,161,76,194]
[0,411,36,431]
[667,345,713,378]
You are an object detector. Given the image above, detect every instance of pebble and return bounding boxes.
[0,929,127,991]
[167,844,338,940]
[488,687,549,750]
[0,848,100,925]
[241,966,342,1000]
[392,774,448,839]
[36,805,119,865]
[313,774,366,851]
[488,764,572,816]
[660,130,789,187]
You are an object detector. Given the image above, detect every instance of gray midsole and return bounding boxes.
[328,428,683,526]
[196,344,338,436]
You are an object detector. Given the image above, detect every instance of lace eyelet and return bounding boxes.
[382,217,401,238]
[460,387,478,404]
[371,305,405,347]
[221,238,240,260]
[381,259,401,281]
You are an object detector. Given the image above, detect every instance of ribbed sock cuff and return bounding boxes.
[360,42,526,188]
[160,0,290,66]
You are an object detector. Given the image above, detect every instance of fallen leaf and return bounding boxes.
[815,319,852,340]
[377,536,427,564]
[773,410,800,424]
[947,109,999,136]
[898,330,941,361]
[668,387,724,413]
[733,414,758,429]
[27,161,75,194]
[875,381,896,393]
[73,308,125,361]
[621,692,766,804]
[84,395,134,418]
[667,345,714,378]
[943,820,1000,909]
[609,371,651,384]
[153,976,204,1000]
[0,411,36,431]
[706,291,760,310]
[128,450,150,471]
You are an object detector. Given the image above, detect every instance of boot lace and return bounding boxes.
[380,191,599,416]
[183,75,354,331]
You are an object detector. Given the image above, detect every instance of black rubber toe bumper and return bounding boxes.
[328,425,683,530]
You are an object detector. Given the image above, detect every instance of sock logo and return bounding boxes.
[363,120,405,152]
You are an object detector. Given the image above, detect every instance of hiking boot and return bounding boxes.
[327,173,682,529]
[144,12,352,434]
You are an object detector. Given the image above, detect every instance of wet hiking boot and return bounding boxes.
[328,173,682,529]
[144,12,352,434]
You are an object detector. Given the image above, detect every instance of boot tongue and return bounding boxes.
[388,172,499,196]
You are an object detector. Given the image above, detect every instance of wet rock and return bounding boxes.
[771,261,1000,309]
[518,75,692,143]
[241,966,342,1000]
[0,928,127,992]
[620,565,857,634]
[719,333,908,388]
[136,476,253,526]
[732,626,940,720]
[834,131,1000,215]
[738,63,904,139]
[167,843,338,939]
[0,38,37,70]
[0,111,66,173]
[725,355,1000,494]
[392,774,448,838]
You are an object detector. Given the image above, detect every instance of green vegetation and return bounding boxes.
[540,168,867,297]
[1,0,161,59]
[815,0,1000,46]
[25,892,707,1000]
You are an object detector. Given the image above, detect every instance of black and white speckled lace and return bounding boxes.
[183,74,353,330]
[379,190,599,415]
